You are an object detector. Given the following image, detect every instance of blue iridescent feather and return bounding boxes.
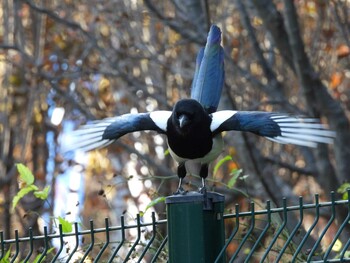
[191,25,225,113]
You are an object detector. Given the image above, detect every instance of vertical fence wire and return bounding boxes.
[276,196,304,262]
[245,200,271,262]
[94,218,110,262]
[108,215,125,262]
[138,212,157,262]
[65,222,79,262]
[260,197,288,261]
[307,192,336,261]
[229,202,255,263]
[51,224,63,262]
[22,227,33,262]
[292,193,320,261]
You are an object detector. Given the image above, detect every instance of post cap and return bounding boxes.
[166,191,225,210]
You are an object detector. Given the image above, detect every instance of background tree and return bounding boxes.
[0,0,349,249]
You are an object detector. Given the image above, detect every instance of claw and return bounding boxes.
[173,177,187,195]
[173,186,187,195]
[198,177,207,194]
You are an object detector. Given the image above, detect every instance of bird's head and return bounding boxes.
[170,99,210,135]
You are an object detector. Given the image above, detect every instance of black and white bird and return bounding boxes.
[66,25,335,194]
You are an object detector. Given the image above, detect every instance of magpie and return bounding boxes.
[66,25,335,194]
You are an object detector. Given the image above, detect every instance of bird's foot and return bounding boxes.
[173,186,188,195]
[198,186,207,195]
[198,176,207,195]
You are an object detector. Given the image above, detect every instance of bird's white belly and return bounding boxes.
[168,135,223,164]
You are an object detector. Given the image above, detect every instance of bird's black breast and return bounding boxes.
[166,119,213,159]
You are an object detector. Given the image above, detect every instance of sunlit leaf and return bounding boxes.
[164,148,170,156]
[243,248,251,255]
[32,247,55,263]
[12,185,38,212]
[227,169,242,189]
[337,183,350,193]
[337,183,350,200]
[140,196,166,217]
[34,186,51,200]
[58,216,73,233]
[0,245,11,263]
[213,155,232,175]
[16,163,34,186]
[344,250,350,258]
[332,239,342,252]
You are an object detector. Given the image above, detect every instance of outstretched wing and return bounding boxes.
[211,111,335,147]
[191,25,225,114]
[65,111,172,152]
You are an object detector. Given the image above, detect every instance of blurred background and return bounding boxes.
[0,0,349,246]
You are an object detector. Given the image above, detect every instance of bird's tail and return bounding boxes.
[191,25,225,114]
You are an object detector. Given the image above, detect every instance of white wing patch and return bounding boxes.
[210,110,237,131]
[267,115,336,147]
[150,111,172,131]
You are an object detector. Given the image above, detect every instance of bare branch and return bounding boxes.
[250,0,295,71]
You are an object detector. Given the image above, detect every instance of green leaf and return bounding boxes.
[337,183,350,200]
[343,250,350,259]
[0,246,11,263]
[12,185,38,212]
[342,192,348,201]
[32,247,55,263]
[58,216,73,233]
[337,183,350,193]
[34,186,51,200]
[16,163,35,186]
[213,155,232,175]
[227,169,242,189]
[140,196,166,217]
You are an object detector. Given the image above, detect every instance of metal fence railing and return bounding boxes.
[1,191,349,262]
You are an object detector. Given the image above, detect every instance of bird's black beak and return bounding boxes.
[179,114,190,128]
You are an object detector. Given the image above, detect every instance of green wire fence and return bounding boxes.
[1,191,350,262]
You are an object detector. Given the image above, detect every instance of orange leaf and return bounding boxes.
[337,44,350,58]
[330,72,343,89]
[228,162,239,171]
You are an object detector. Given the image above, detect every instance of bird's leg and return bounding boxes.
[174,163,187,195]
[198,164,208,194]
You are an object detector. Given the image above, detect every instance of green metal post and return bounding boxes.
[166,192,225,263]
